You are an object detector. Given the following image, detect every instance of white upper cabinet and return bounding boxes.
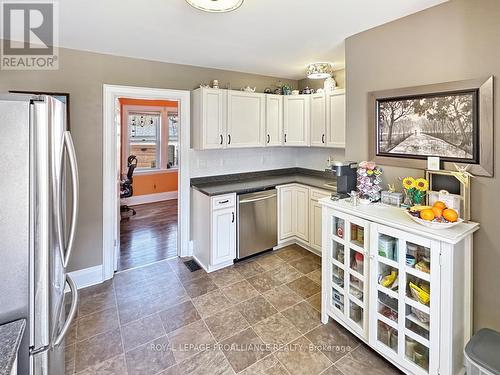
[310,93,327,147]
[192,88,226,149]
[192,88,344,150]
[283,95,310,146]
[326,90,346,148]
[227,90,266,148]
[265,94,283,146]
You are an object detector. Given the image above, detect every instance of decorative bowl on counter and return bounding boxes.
[405,210,463,229]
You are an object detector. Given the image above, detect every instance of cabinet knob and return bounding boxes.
[228,134,231,145]
[322,134,325,143]
[284,134,287,143]
[267,134,270,143]
[220,134,223,145]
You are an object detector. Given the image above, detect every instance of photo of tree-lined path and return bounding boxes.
[377,92,475,160]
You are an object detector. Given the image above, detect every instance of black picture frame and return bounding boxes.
[368,76,494,177]
[375,89,479,164]
[9,90,71,130]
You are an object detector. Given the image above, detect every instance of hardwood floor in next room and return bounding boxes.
[119,200,178,271]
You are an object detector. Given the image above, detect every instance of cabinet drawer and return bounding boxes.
[310,188,331,202]
[212,194,235,210]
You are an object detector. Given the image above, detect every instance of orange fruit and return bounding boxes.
[433,201,447,210]
[443,208,459,222]
[420,209,435,221]
[431,206,443,218]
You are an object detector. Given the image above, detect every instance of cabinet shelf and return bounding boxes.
[377,284,399,300]
[349,242,365,254]
[377,255,399,269]
[405,328,430,348]
[405,266,431,283]
[377,313,398,330]
[406,313,430,331]
[405,297,430,315]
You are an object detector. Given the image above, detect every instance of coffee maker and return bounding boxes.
[326,161,358,199]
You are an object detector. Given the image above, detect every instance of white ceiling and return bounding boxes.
[59,0,447,79]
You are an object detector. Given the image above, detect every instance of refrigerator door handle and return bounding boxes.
[52,274,78,348]
[57,131,79,268]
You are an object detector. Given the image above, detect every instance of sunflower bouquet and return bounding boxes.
[402,177,429,206]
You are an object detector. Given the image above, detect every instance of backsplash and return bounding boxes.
[189,147,346,178]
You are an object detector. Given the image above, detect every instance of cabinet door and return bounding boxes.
[265,95,283,146]
[227,91,265,148]
[283,96,310,146]
[202,88,226,149]
[309,189,330,252]
[310,93,327,147]
[211,207,236,266]
[310,200,323,251]
[369,223,440,375]
[326,90,345,148]
[278,186,295,241]
[294,186,310,241]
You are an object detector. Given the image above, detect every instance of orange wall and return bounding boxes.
[120,98,179,196]
[133,172,178,196]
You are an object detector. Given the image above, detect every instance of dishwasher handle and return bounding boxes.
[239,193,276,204]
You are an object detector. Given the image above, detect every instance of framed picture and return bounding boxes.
[9,91,71,130]
[369,77,494,177]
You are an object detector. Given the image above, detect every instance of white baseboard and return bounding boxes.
[122,191,178,206]
[66,265,104,291]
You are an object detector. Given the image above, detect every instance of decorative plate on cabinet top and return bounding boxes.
[405,210,464,229]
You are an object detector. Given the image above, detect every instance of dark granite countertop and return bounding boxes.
[191,168,337,196]
[0,319,25,375]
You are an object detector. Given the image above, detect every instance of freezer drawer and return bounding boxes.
[237,189,277,259]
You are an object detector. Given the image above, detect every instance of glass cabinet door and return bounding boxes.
[369,223,439,375]
[327,211,369,340]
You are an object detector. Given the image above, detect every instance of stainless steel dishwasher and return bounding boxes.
[237,189,278,259]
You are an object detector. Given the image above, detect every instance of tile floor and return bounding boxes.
[65,244,402,375]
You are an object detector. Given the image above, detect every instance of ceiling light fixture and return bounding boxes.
[306,62,334,79]
[185,0,244,13]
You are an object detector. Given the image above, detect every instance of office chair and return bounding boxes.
[120,155,138,220]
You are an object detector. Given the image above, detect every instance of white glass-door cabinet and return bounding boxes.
[369,223,440,375]
[321,199,480,375]
[321,209,370,340]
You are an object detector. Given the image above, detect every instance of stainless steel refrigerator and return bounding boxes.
[0,94,79,375]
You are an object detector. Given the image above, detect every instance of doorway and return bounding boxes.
[118,98,179,271]
[102,85,191,279]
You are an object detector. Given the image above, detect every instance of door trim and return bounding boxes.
[102,84,191,281]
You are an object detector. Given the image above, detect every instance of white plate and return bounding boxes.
[405,211,464,229]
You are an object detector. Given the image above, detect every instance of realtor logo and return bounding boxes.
[1,1,59,70]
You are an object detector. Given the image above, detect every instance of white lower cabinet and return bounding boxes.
[309,188,331,252]
[321,199,479,375]
[278,184,331,254]
[191,190,236,271]
[212,206,236,266]
[277,184,309,243]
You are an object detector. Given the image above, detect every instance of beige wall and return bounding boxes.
[298,69,345,91]
[345,0,500,331]
[0,47,297,272]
